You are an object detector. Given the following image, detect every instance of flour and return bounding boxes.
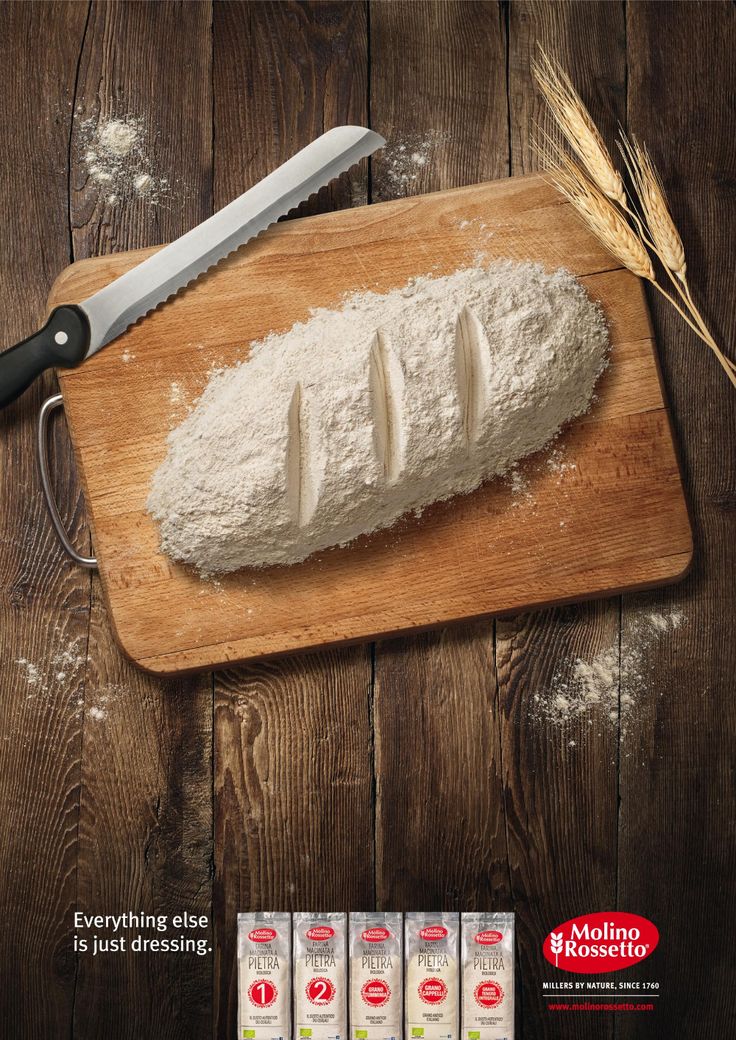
[532,609,687,729]
[99,119,139,157]
[149,260,608,575]
[16,638,86,698]
[78,116,169,205]
[349,913,402,1040]
[238,912,292,1040]
[461,914,514,1040]
[294,913,347,1040]
[376,131,449,198]
[405,913,459,1040]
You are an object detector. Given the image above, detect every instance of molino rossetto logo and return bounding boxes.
[543,912,658,973]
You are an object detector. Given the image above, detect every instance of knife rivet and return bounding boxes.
[54,331,69,345]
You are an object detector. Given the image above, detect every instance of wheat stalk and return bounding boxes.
[533,48,626,206]
[540,136,714,343]
[618,132,735,374]
[618,132,686,275]
[546,148,654,280]
[533,49,736,389]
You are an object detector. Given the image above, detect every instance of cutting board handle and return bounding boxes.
[37,393,97,569]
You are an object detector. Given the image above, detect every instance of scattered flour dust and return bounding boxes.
[14,637,124,723]
[77,114,170,206]
[533,609,687,731]
[148,260,609,574]
[16,638,86,697]
[376,130,450,197]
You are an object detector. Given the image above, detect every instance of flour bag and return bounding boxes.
[349,912,403,1040]
[238,912,292,1040]
[294,912,348,1040]
[460,913,515,1040]
[405,912,459,1040]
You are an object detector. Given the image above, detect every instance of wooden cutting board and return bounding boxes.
[48,174,692,675]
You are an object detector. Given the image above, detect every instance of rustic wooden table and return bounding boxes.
[0,3,733,1038]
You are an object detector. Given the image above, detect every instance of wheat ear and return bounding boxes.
[544,148,654,280]
[618,132,735,374]
[533,50,736,389]
[532,47,626,206]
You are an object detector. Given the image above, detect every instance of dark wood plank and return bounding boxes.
[505,4,626,1036]
[67,4,214,1037]
[0,3,90,1036]
[371,0,508,197]
[211,4,373,1038]
[370,0,510,909]
[620,4,736,1037]
[374,625,510,909]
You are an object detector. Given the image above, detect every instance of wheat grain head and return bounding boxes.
[618,132,686,279]
[532,48,626,207]
[544,148,654,280]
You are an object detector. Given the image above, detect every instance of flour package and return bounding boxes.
[294,912,348,1040]
[460,914,515,1040]
[237,912,292,1040]
[349,912,403,1040]
[405,912,459,1040]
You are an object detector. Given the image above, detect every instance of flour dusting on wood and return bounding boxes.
[532,609,687,733]
[77,114,170,206]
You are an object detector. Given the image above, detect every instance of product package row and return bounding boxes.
[237,911,515,1040]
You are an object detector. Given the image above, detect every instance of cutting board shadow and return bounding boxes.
[49,174,692,675]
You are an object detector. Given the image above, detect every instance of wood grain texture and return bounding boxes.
[374,623,511,910]
[371,0,509,196]
[504,5,626,1036]
[0,5,732,1038]
[67,4,214,1038]
[0,4,89,1036]
[619,4,736,1037]
[210,6,374,1038]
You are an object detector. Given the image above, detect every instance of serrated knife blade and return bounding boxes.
[81,125,385,355]
[0,125,385,409]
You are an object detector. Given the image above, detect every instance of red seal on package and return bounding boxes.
[248,979,277,1008]
[418,977,447,1005]
[362,927,391,943]
[306,926,335,941]
[306,977,336,1006]
[249,927,277,943]
[419,926,448,941]
[474,981,504,1009]
[361,979,390,1007]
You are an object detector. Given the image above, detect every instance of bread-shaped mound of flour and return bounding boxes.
[148,261,608,574]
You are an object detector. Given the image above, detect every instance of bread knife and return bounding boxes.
[0,125,385,409]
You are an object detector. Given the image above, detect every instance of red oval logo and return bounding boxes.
[306,926,335,941]
[419,926,448,941]
[475,930,503,945]
[543,912,659,974]
[362,927,391,943]
[249,927,277,943]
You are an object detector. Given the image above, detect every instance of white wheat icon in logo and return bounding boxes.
[550,931,564,967]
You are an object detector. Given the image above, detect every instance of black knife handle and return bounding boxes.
[0,305,90,410]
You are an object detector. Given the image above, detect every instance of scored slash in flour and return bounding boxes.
[147,260,609,574]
